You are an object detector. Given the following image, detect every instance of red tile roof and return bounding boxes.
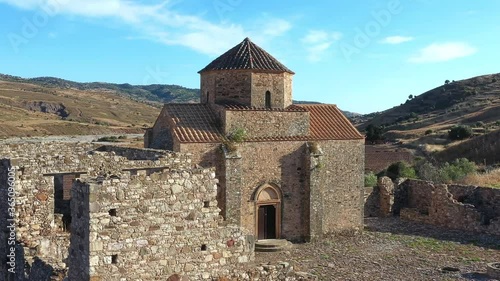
[198,38,294,74]
[164,104,224,143]
[297,104,364,140]
[164,104,363,143]
[223,104,307,112]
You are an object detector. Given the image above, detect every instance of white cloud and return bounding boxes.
[0,0,292,56]
[380,36,414,44]
[301,30,342,62]
[408,42,477,63]
[261,19,292,37]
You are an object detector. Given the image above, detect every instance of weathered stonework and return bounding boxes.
[395,179,500,235]
[200,71,293,108]
[68,169,253,281]
[224,110,310,138]
[0,142,255,280]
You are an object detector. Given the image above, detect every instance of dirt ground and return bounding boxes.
[255,217,500,281]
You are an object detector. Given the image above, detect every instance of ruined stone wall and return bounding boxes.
[396,180,500,235]
[201,70,252,106]
[308,140,365,240]
[250,72,293,108]
[224,110,310,138]
[69,168,253,281]
[0,143,192,280]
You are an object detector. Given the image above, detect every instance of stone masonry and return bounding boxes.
[394,179,500,235]
[0,142,254,280]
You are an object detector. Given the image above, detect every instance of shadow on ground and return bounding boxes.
[364,217,500,251]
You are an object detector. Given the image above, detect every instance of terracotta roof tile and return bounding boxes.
[165,104,363,143]
[297,104,364,140]
[223,104,307,112]
[164,104,224,143]
[199,38,294,74]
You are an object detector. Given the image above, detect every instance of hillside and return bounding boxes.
[0,79,162,137]
[359,73,500,137]
[0,74,200,104]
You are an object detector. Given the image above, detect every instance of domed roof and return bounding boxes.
[198,38,294,74]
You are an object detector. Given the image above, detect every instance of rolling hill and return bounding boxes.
[359,73,500,137]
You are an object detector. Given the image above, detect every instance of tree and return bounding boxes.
[445,80,450,85]
[365,124,384,143]
[408,94,413,100]
[386,162,416,180]
[448,125,472,140]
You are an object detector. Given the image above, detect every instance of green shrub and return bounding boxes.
[475,121,485,128]
[386,161,417,180]
[365,124,384,143]
[448,125,472,140]
[364,172,377,187]
[415,158,477,183]
[228,128,247,143]
[440,158,477,182]
[424,129,433,135]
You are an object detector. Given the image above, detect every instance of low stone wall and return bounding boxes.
[396,180,500,235]
[69,168,253,281]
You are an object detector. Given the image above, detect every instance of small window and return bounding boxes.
[201,244,207,251]
[204,201,210,208]
[111,255,118,264]
[109,209,117,216]
[265,91,271,108]
[206,91,210,103]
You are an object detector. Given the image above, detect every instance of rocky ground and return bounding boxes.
[255,217,500,281]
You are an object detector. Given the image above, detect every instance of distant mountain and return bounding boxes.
[0,74,200,104]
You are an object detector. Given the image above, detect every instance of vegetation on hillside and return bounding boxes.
[377,158,478,184]
[359,73,500,133]
[0,74,201,104]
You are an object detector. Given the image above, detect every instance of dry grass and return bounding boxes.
[461,168,500,188]
[0,80,161,138]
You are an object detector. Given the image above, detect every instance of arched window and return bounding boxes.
[265,91,271,108]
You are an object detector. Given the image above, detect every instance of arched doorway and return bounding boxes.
[254,184,281,240]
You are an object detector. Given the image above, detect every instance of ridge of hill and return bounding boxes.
[359,73,500,135]
[0,74,201,104]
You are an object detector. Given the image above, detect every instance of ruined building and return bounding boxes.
[0,144,254,280]
[145,38,365,242]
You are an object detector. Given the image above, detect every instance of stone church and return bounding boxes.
[145,38,365,242]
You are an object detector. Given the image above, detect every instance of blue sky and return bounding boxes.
[0,0,499,113]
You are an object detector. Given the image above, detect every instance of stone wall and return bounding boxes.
[308,140,365,240]
[0,143,192,280]
[221,139,365,242]
[396,179,500,235]
[147,106,175,150]
[224,110,310,138]
[250,72,293,108]
[200,70,293,108]
[200,70,252,106]
[68,168,253,281]
[225,141,309,241]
